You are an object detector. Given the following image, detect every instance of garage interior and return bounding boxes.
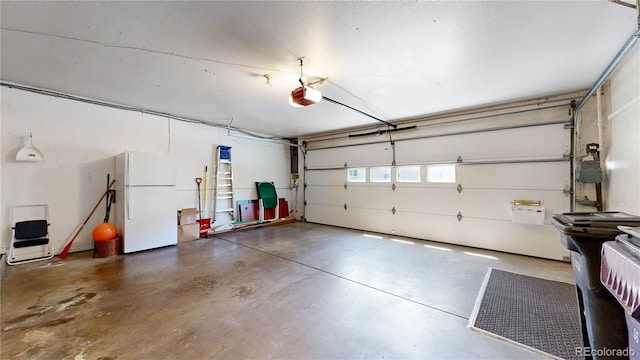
[1,1,639,359]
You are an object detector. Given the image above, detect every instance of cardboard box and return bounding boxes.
[178,208,199,225]
[178,208,201,242]
[178,223,200,242]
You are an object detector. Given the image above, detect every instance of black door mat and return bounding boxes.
[468,268,583,360]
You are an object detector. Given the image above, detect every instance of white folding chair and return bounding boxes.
[8,204,53,265]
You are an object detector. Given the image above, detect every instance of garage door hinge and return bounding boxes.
[344,162,348,168]
[304,182,308,189]
[457,211,463,222]
[344,182,348,190]
[391,183,396,191]
[563,185,572,197]
[391,207,396,215]
[304,200,307,206]
[457,184,463,194]
[457,155,463,163]
[564,123,574,129]
[344,203,348,210]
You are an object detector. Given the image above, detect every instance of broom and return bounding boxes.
[59,179,116,259]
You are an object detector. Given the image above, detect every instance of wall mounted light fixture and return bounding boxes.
[16,132,44,162]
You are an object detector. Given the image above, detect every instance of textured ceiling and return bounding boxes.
[1,1,637,138]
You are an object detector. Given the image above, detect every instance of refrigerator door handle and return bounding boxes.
[127,186,133,220]
[126,152,131,186]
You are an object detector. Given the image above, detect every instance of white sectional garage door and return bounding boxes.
[304,120,572,260]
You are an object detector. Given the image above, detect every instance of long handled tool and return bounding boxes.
[195,177,202,220]
[103,174,116,223]
[203,166,208,219]
[59,179,116,259]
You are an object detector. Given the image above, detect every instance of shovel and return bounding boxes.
[195,178,202,220]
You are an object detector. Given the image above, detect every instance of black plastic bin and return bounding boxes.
[552,212,640,359]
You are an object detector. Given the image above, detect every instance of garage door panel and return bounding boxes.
[391,213,458,241]
[394,187,462,214]
[306,204,350,228]
[457,220,567,261]
[392,188,567,222]
[307,143,392,168]
[306,148,337,168]
[457,189,568,222]
[393,213,568,260]
[456,162,569,189]
[306,205,394,234]
[395,125,569,164]
[305,169,347,186]
[305,185,344,206]
[345,208,394,234]
[345,186,396,209]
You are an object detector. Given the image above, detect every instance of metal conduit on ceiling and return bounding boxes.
[0,81,287,142]
[576,27,640,112]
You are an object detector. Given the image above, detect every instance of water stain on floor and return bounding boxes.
[188,275,219,292]
[233,284,256,298]
[55,292,96,311]
[42,317,75,327]
[3,292,95,331]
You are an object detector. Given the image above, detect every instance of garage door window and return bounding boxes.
[370,167,392,182]
[347,168,366,182]
[397,166,421,182]
[426,164,456,183]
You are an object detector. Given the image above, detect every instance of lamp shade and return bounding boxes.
[16,133,44,162]
[289,86,322,107]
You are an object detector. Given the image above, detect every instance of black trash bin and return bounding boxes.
[551,212,640,359]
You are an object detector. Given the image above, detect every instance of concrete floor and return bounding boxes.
[1,222,574,359]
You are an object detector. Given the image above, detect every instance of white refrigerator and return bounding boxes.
[115,151,177,253]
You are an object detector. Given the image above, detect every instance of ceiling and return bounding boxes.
[1,1,637,138]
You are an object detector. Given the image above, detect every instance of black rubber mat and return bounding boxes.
[469,268,583,360]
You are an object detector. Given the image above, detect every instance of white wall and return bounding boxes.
[576,43,640,215]
[1,87,292,255]
[604,43,640,214]
[573,91,600,212]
